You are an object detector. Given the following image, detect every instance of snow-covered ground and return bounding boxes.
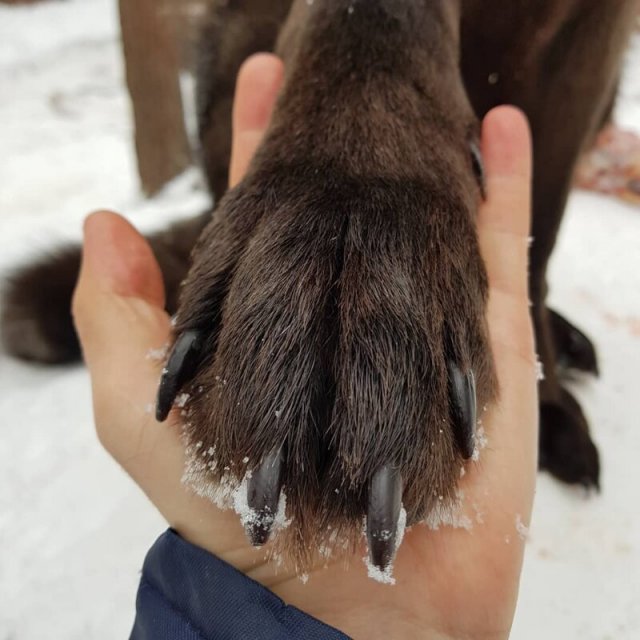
[0,1,638,637]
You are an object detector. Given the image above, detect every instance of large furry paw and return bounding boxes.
[157,158,496,573]
[539,387,600,490]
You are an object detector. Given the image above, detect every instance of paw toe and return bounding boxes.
[549,309,599,377]
[539,389,600,488]
[367,466,403,571]
[246,448,285,546]
[448,363,477,459]
[156,330,204,422]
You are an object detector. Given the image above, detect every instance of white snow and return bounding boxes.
[0,1,638,638]
[515,514,530,542]
[471,423,489,462]
[423,491,474,532]
[175,392,190,408]
[146,344,169,362]
[364,555,397,586]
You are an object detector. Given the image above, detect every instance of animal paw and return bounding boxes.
[157,142,495,572]
[549,308,599,377]
[539,387,600,490]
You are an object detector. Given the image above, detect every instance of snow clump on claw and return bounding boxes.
[180,433,291,536]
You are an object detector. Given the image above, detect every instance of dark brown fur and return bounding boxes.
[2,0,637,566]
[176,1,494,564]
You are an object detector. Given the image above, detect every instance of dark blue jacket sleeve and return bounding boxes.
[130,529,352,640]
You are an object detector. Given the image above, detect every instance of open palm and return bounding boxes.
[73,54,537,640]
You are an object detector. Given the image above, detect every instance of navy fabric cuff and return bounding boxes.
[130,529,352,640]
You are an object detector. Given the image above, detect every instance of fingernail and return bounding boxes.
[483,107,531,180]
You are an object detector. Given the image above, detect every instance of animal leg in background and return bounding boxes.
[461,0,637,487]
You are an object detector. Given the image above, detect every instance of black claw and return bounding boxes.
[549,309,599,377]
[448,362,477,459]
[470,140,486,199]
[367,466,403,572]
[246,448,284,546]
[156,330,203,422]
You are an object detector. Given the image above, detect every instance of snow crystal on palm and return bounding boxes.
[515,514,530,541]
[472,425,488,462]
[365,558,397,585]
[424,495,473,532]
[146,343,169,362]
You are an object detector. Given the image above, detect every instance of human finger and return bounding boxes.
[229,53,285,188]
[478,106,533,300]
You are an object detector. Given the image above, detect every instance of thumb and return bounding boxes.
[71,212,254,555]
[72,211,170,376]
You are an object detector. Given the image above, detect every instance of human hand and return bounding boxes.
[73,53,537,640]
